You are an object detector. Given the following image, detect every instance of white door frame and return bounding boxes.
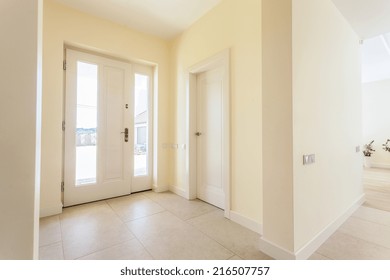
[186,49,230,218]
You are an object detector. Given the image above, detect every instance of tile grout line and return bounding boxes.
[331,230,390,254]
[347,213,390,230]
[312,252,334,260]
[184,215,241,260]
[124,227,156,260]
[126,193,234,260]
[58,214,66,260]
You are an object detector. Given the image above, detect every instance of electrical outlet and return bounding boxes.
[303,154,315,165]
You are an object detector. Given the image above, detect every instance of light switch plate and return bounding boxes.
[303,154,315,165]
[356,146,360,153]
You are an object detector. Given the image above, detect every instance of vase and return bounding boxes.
[364,156,372,168]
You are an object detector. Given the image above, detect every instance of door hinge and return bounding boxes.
[63,60,66,70]
[61,181,64,192]
[62,121,65,131]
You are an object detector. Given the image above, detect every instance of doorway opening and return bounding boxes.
[361,33,390,212]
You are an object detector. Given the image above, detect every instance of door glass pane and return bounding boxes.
[134,74,149,176]
[76,61,98,185]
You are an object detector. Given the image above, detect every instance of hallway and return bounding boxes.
[40,178,390,260]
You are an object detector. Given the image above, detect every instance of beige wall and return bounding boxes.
[262,0,294,252]
[261,0,363,257]
[292,0,363,251]
[0,0,42,259]
[362,79,390,168]
[41,0,172,216]
[171,0,263,224]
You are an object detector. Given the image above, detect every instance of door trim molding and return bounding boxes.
[186,49,230,218]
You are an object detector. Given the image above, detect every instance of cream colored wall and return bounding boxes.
[171,0,262,223]
[41,0,172,216]
[0,0,42,259]
[292,0,363,251]
[362,79,390,168]
[261,0,363,256]
[261,0,294,252]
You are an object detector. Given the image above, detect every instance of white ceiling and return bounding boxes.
[54,0,222,39]
[332,0,390,39]
[361,33,390,83]
[55,0,390,83]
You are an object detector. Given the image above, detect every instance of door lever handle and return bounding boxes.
[195,132,202,136]
[121,128,129,142]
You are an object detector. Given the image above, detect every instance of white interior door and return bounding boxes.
[64,49,132,206]
[196,67,225,209]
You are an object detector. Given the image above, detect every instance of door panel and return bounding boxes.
[102,66,127,182]
[196,67,225,209]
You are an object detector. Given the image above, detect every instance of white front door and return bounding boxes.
[64,50,132,206]
[196,67,225,209]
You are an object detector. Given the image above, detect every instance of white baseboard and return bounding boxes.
[259,194,366,260]
[230,211,263,234]
[152,185,169,193]
[295,194,365,260]
[259,237,296,259]
[40,202,63,218]
[169,185,189,199]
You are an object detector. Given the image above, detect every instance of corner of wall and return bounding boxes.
[40,202,63,218]
[259,193,365,259]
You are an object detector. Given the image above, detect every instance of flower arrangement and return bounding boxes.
[383,139,390,152]
[363,140,375,157]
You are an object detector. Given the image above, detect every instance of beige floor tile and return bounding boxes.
[60,202,135,259]
[39,215,62,247]
[187,210,272,260]
[143,191,218,220]
[353,206,390,227]
[339,217,390,249]
[227,255,243,260]
[78,239,153,260]
[126,211,234,260]
[317,231,390,260]
[308,253,331,260]
[39,242,64,260]
[61,201,125,238]
[106,194,164,222]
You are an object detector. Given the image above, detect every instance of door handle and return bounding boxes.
[195,132,202,136]
[121,128,129,142]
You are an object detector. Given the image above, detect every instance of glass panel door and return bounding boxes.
[64,49,132,207]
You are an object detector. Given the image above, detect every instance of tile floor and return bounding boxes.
[39,191,272,260]
[40,188,390,260]
[363,167,390,212]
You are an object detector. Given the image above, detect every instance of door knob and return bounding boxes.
[195,132,202,136]
[121,128,129,142]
